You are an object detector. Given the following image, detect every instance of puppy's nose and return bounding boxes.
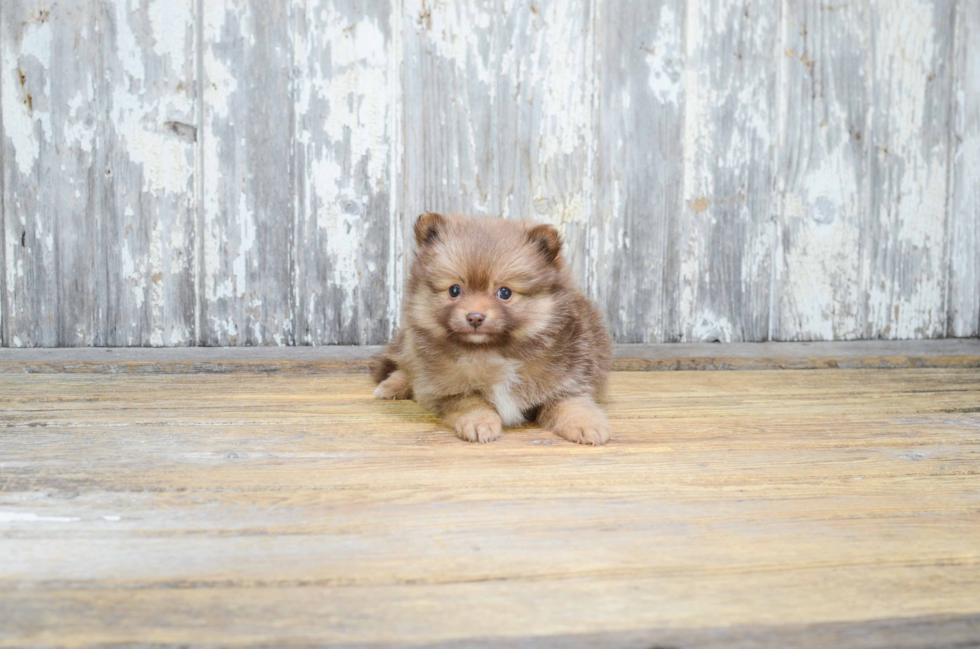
[466,312,486,328]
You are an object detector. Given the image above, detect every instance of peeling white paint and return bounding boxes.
[121,239,145,311]
[774,1,866,341]
[948,0,980,337]
[104,0,196,343]
[213,278,234,300]
[386,5,410,336]
[532,1,591,164]
[679,0,715,340]
[112,1,145,82]
[202,48,237,120]
[64,90,96,154]
[202,1,246,324]
[294,2,392,336]
[202,176,224,305]
[690,312,734,343]
[148,0,193,64]
[170,216,189,273]
[112,95,194,195]
[2,44,40,175]
[775,0,951,341]
[646,5,681,105]
[233,191,255,299]
[866,0,946,339]
[210,315,239,339]
[19,20,52,69]
[147,220,167,346]
[415,0,492,87]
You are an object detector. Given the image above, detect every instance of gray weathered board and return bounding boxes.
[1,0,978,347]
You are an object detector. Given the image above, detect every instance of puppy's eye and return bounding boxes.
[496,287,513,301]
[448,285,462,298]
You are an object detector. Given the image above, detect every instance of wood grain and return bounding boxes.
[773,0,866,341]
[592,0,683,343]
[2,0,106,347]
[774,0,956,341]
[863,0,956,339]
[292,0,394,345]
[200,0,294,346]
[948,0,980,338]
[1,367,979,646]
[103,0,198,346]
[674,0,777,343]
[0,1,5,349]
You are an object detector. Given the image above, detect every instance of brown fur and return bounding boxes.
[373,213,612,445]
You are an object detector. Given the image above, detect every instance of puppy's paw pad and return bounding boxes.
[455,412,503,443]
[555,424,610,446]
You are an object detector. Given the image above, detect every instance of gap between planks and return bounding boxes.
[0,339,977,374]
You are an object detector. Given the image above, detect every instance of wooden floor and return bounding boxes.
[2,367,980,647]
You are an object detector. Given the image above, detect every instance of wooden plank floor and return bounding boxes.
[1,368,979,647]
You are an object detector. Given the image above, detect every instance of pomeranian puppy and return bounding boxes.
[373,212,612,445]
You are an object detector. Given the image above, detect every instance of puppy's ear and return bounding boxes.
[414,212,447,247]
[525,223,562,264]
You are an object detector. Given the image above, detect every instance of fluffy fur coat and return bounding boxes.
[373,212,612,445]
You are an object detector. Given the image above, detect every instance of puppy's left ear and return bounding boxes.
[525,223,562,264]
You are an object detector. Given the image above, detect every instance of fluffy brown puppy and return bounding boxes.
[373,212,612,445]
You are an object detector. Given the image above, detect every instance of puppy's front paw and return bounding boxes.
[454,410,503,443]
[554,421,610,446]
[373,371,412,400]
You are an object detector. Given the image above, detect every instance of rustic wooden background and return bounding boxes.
[1,0,978,347]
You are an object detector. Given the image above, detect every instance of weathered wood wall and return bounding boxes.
[1,0,977,347]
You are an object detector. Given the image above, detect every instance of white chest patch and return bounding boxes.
[487,361,525,426]
[490,380,525,426]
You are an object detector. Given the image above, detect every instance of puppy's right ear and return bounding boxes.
[414,212,447,247]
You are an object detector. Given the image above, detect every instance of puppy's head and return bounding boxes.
[407,212,567,347]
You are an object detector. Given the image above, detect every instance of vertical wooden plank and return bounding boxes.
[947,0,980,338]
[201,0,294,346]
[1,1,106,347]
[496,0,594,287]
[592,0,683,342]
[386,0,404,338]
[102,0,197,346]
[0,2,6,347]
[400,0,497,237]
[774,0,955,341]
[673,0,777,342]
[864,0,954,339]
[772,1,869,340]
[292,0,393,345]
